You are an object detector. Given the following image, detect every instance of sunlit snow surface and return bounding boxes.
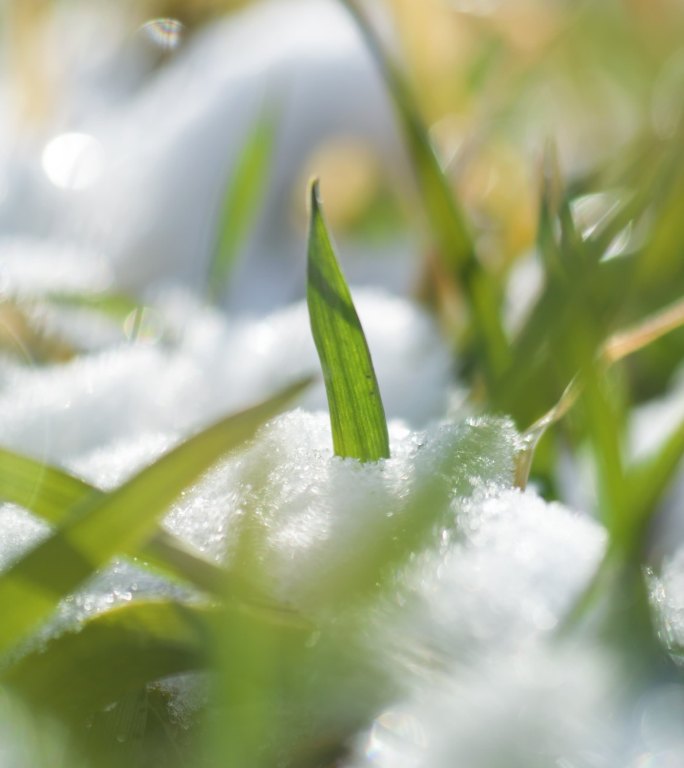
[164,411,521,608]
[0,247,683,763]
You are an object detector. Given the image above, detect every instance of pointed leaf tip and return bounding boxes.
[306,181,390,462]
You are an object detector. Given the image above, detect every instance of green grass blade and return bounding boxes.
[0,447,298,606]
[495,151,630,424]
[208,108,278,302]
[339,0,509,381]
[0,376,311,656]
[306,180,389,462]
[0,448,97,524]
[3,600,212,717]
[0,447,226,595]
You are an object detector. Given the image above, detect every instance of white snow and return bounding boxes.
[0,286,451,469]
[0,273,454,642]
[381,488,606,663]
[0,310,683,765]
[0,237,113,299]
[340,488,617,768]
[352,643,619,768]
[164,410,521,611]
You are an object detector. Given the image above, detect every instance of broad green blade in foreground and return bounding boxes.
[3,600,212,717]
[0,448,97,524]
[208,108,278,301]
[307,180,389,462]
[0,447,226,595]
[0,376,311,656]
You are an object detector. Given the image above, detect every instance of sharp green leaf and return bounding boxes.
[0,376,311,656]
[208,107,278,302]
[306,180,389,462]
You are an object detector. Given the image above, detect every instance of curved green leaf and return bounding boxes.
[3,600,212,717]
[0,447,226,596]
[0,447,96,524]
[306,180,389,462]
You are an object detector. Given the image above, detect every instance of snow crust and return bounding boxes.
[382,489,606,662]
[341,488,619,768]
[1,305,683,764]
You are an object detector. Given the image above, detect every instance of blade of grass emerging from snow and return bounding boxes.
[307,180,389,462]
[339,0,509,382]
[208,108,278,302]
[0,377,311,656]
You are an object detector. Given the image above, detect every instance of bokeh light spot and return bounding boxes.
[42,132,104,191]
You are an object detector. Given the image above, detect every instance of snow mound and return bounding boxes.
[381,488,606,667]
[165,409,521,612]
[652,546,684,653]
